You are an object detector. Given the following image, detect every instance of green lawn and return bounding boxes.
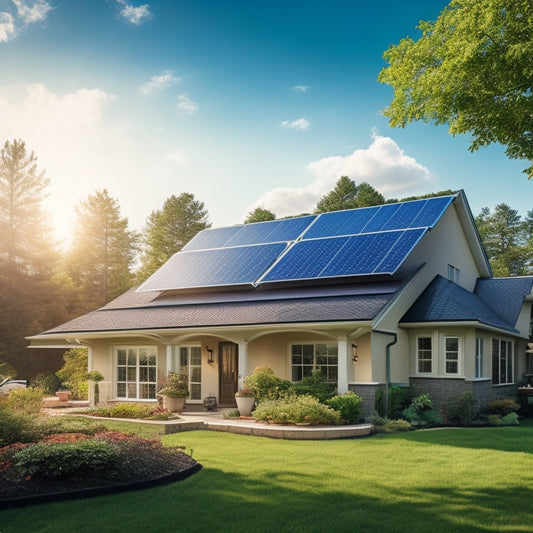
[2,421,533,532]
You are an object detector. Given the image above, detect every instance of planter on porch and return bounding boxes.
[162,395,186,413]
[158,372,189,413]
[235,389,256,416]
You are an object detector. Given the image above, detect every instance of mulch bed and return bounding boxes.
[0,434,201,509]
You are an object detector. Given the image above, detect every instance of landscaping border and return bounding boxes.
[0,462,202,510]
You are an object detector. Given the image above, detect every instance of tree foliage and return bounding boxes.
[378,0,533,177]
[314,176,385,213]
[137,193,210,281]
[67,189,139,310]
[475,203,528,276]
[244,207,276,224]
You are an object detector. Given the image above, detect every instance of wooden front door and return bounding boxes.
[219,342,238,405]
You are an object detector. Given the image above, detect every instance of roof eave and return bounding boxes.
[399,320,522,337]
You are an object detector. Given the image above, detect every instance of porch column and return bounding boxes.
[166,344,173,373]
[238,341,248,390]
[87,346,95,407]
[337,338,349,394]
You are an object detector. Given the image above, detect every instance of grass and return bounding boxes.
[2,420,533,532]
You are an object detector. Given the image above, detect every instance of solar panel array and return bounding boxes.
[137,195,455,291]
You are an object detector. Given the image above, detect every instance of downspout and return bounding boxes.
[374,330,397,416]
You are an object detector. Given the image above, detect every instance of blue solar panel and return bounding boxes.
[138,243,287,291]
[361,203,402,233]
[379,201,425,231]
[375,228,426,273]
[303,207,380,239]
[182,226,242,251]
[262,238,349,282]
[321,232,402,277]
[226,215,316,247]
[410,196,454,228]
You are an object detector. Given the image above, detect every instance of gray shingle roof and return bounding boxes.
[401,275,532,333]
[39,284,401,336]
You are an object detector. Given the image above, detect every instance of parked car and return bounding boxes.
[0,379,28,396]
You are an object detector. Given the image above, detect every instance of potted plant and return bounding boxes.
[235,387,256,416]
[158,372,189,413]
[55,385,70,402]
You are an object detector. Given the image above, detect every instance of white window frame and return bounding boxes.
[475,337,484,378]
[444,336,460,375]
[290,342,338,383]
[115,346,158,400]
[492,338,514,385]
[179,345,202,402]
[447,264,460,284]
[416,336,433,374]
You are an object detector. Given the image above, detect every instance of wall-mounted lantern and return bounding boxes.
[351,343,359,363]
[206,346,215,364]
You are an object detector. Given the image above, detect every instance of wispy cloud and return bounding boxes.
[12,0,53,25]
[246,134,433,218]
[139,70,181,94]
[117,0,152,25]
[163,149,189,167]
[176,93,198,115]
[280,118,310,131]
[291,85,310,92]
[0,12,15,42]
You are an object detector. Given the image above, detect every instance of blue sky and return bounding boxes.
[0,0,530,243]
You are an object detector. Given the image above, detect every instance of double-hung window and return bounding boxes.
[492,339,513,385]
[417,337,432,373]
[445,336,459,374]
[116,346,157,399]
[180,346,202,401]
[291,343,338,383]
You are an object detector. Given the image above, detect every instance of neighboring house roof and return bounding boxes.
[401,275,533,334]
[36,282,404,336]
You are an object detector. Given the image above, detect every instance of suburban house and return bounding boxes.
[28,190,533,417]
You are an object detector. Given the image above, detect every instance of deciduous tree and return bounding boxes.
[314,176,384,213]
[378,0,533,177]
[244,207,276,224]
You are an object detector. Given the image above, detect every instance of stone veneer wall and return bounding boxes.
[351,379,519,419]
[410,377,518,414]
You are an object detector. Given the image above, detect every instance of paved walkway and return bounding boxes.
[42,400,372,440]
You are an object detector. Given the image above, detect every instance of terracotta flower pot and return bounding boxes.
[55,391,70,402]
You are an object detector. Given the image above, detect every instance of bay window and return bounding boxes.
[492,339,513,385]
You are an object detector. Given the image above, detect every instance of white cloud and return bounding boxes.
[12,0,53,25]
[176,93,198,115]
[163,149,188,167]
[0,12,15,42]
[246,134,433,218]
[280,118,310,131]
[139,70,181,94]
[117,0,152,25]
[291,85,310,92]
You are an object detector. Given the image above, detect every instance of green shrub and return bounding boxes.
[3,387,44,414]
[36,415,107,437]
[373,418,412,433]
[293,370,336,403]
[243,366,293,402]
[487,398,520,416]
[443,391,476,426]
[411,393,433,411]
[107,403,155,419]
[487,414,502,426]
[401,393,442,428]
[253,394,342,425]
[375,385,407,419]
[326,391,362,423]
[367,411,386,426]
[501,412,520,426]
[12,439,120,478]
[55,347,89,400]
[0,406,39,446]
[30,373,62,395]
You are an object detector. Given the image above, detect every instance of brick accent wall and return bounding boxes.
[348,384,381,418]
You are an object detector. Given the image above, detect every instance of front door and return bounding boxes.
[219,342,238,405]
